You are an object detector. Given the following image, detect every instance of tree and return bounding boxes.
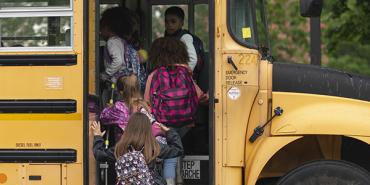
[322,0,370,76]
[266,0,370,76]
[266,0,310,64]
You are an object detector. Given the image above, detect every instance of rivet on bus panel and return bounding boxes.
[258,99,264,105]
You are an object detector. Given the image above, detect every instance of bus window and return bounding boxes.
[0,0,73,49]
[151,5,188,41]
[0,17,71,47]
[194,4,209,51]
[0,0,70,7]
[228,0,256,47]
[100,4,120,18]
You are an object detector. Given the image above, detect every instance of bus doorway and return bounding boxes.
[150,1,211,184]
[89,0,213,184]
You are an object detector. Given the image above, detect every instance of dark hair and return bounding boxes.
[149,37,189,68]
[165,6,185,21]
[100,7,139,43]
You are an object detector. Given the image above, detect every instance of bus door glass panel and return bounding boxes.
[151,4,188,41]
[228,0,256,46]
[255,0,269,48]
[194,4,209,51]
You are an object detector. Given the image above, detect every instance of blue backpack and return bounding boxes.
[123,40,147,91]
[108,39,147,91]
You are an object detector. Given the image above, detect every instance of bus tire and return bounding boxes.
[276,160,370,185]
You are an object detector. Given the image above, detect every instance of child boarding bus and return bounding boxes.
[0,0,369,185]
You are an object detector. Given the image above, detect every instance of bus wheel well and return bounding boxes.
[341,136,370,172]
[257,135,370,185]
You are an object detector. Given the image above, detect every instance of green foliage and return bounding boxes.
[267,0,309,63]
[266,0,370,76]
[326,42,370,76]
[322,0,370,76]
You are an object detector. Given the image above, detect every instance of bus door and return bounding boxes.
[150,1,211,184]
[0,0,85,185]
[89,0,212,184]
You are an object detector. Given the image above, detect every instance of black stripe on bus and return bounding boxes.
[273,62,370,102]
[0,149,76,163]
[0,99,76,113]
[0,54,77,66]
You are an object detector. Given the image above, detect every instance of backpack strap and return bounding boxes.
[128,145,144,152]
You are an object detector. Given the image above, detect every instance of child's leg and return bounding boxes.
[163,157,177,185]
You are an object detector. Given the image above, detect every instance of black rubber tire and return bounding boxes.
[276,160,370,185]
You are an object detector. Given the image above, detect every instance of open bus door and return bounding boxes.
[88,0,213,184]
[149,1,211,184]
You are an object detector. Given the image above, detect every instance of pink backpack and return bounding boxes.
[149,65,199,127]
[100,101,164,139]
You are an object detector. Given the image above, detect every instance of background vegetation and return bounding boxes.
[267,0,370,76]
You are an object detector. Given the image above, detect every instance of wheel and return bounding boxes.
[277,160,370,185]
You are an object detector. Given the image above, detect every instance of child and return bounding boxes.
[145,37,208,118]
[164,6,197,72]
[99,7,146,104]
[145,37,208,185]
[91,113,184,185]
[130,98,166,141]
[100,75,162,142]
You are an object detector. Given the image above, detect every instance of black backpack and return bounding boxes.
[178,30,205,83]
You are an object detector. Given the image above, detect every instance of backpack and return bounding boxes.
[123,41,147,92]
[179,30,205,83]
[100,101,130,142]
[108,39,147,91]
[115,146,154,185]
[149,65,199,127]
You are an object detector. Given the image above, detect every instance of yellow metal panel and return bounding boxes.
[0,120,83,162]
[0,67,82,99]
[245,136,301,185]
[0,164,24,185]
[0,0,85,184]
[223,85,258,166]
[26,164,61,185]
[88,0,97,95]
[271,92,370,136]
[221,53,259,167]
[66,164,83,185]
[223,167,242,185]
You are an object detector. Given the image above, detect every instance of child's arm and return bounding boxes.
[90,121,116,162]
[180,34,197,71]
[105,37,125,76]
[92,136,116,162]
[156,124,184,159]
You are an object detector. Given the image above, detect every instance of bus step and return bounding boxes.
[182,155,209,185]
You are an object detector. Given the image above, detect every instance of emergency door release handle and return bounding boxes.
[227,56,238,71]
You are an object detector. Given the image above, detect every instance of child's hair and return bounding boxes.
[116,74,141,107]
[100,7,138,42]
[149,37,189,68]
[114,112,161,163]
[165,6,185,21]
[130,98,151,113]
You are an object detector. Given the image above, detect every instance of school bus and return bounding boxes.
[0,0,370,185]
